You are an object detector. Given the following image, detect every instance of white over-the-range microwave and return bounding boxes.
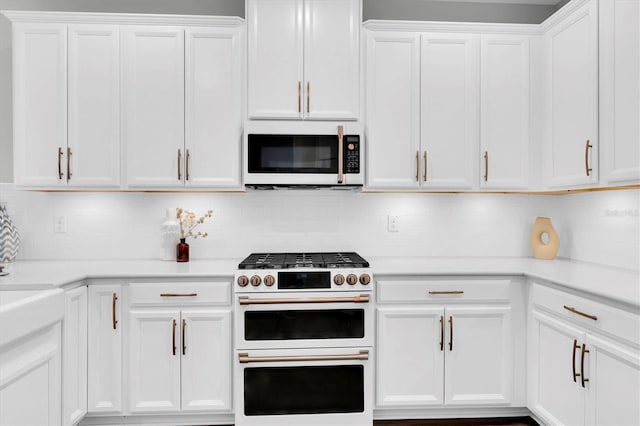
[243,122,364,187]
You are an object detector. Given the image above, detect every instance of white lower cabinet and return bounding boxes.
[127,281,232,414]
[529,283,640,426]
[128,308,231,413]
[87,283,123,414]
[376,277,523,410]
[62,285,87,425]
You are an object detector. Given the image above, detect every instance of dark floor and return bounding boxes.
[373,417,538,426]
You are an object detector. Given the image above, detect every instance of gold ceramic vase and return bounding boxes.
[530,216,560,260]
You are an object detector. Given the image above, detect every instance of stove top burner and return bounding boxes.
[238,252,369,269]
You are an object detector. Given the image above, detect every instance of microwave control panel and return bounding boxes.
[344,136,360,174]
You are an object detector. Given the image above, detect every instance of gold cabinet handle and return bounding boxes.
[185,149,190,181]
[564,305,598,321]
[172,319,177,356]
[439,315,444,351]
[423,151,427,182]
[337,125,344,184]
[585,139,593,176]
[239,350,369,364]
[580,343,589,388]
[112,292,118,330]
[429,290,464,295]
[58,147,64,180]
[160,293,198,297]
[572,339,580,382]
[239,295,369,305]
[66,147,72,181]
[484,151,489,182]
[306,81,310,113]
[177,149,182,181]
[448,316,453,351]
[415,151,419,182]
[297,81,302,113]
[182,319,187,356]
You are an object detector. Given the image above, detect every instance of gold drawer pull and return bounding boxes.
[429,290,464,295]
[160,293,198,297]
[239,350,369,364]
[563,305,598,321]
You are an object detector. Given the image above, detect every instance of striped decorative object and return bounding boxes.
[0,204,20,263]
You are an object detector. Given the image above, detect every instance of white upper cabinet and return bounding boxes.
[480,35,529,189]
[12,21,121,189]
[123,26,185,188]
[68,24,121,188]
[421,33,478,189]
[247,0,360,120]
[365,31,421,189]
[545,0,598,188]
[185,27,242,189]
[599,0,640,185]
[12,23,67,187]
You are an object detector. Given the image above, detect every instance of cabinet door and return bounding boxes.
[599,0,640,184]
[12,23,67,187]
[586,334,640,426]
[444,306,512,405]
[63,286,88,426]
[128,309,181,412]
[480,35,529,189]
[181,309,232,412]
[365,31,421,189]
[247,0,303,119]
[185,27,242,189]
[304,0,359,120]
[376,307,444,407]
[529,310,585,425]
[0,323,61,426]
[87,284,122,413]
[547,0,598,187]
[67,25,121,188]
[421,34,479,190]
[123,26,185,188]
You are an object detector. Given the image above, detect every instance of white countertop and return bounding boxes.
[1,257,638,308]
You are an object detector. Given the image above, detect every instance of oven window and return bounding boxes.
[245,309,364,340]
[244,365,364,415]
[248,134,338,174]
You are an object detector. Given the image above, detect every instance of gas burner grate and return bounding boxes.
[238,252,369,269]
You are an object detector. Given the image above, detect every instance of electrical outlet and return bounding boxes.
[387,215,399,232]
[54,216,66,233]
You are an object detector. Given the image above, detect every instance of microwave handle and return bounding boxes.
[337,125,344,184]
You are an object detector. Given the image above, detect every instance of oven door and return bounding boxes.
[235,347,372,426]
[235,291,373,349]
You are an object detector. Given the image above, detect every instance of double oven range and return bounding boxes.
[234,252,373,426]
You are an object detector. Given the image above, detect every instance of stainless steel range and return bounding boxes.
[234,252,373,426]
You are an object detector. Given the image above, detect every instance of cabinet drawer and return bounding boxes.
[377,277,512,303]
[531,282,639,345]
[129,281,231,306]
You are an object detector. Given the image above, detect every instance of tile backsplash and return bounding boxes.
[0,184,637,271]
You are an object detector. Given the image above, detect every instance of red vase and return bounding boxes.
[176,238,189,262]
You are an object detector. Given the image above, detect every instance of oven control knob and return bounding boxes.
[237,275,249,287]
[264,275,275,287]
[334,274,345,286]
[359,274,371,285]
[250,275,262,287]
[346,274,358,285]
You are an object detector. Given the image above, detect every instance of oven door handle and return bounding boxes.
[238,294,370,305]
[239,350,369,364]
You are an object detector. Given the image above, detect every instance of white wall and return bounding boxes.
[1,183,637,271]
